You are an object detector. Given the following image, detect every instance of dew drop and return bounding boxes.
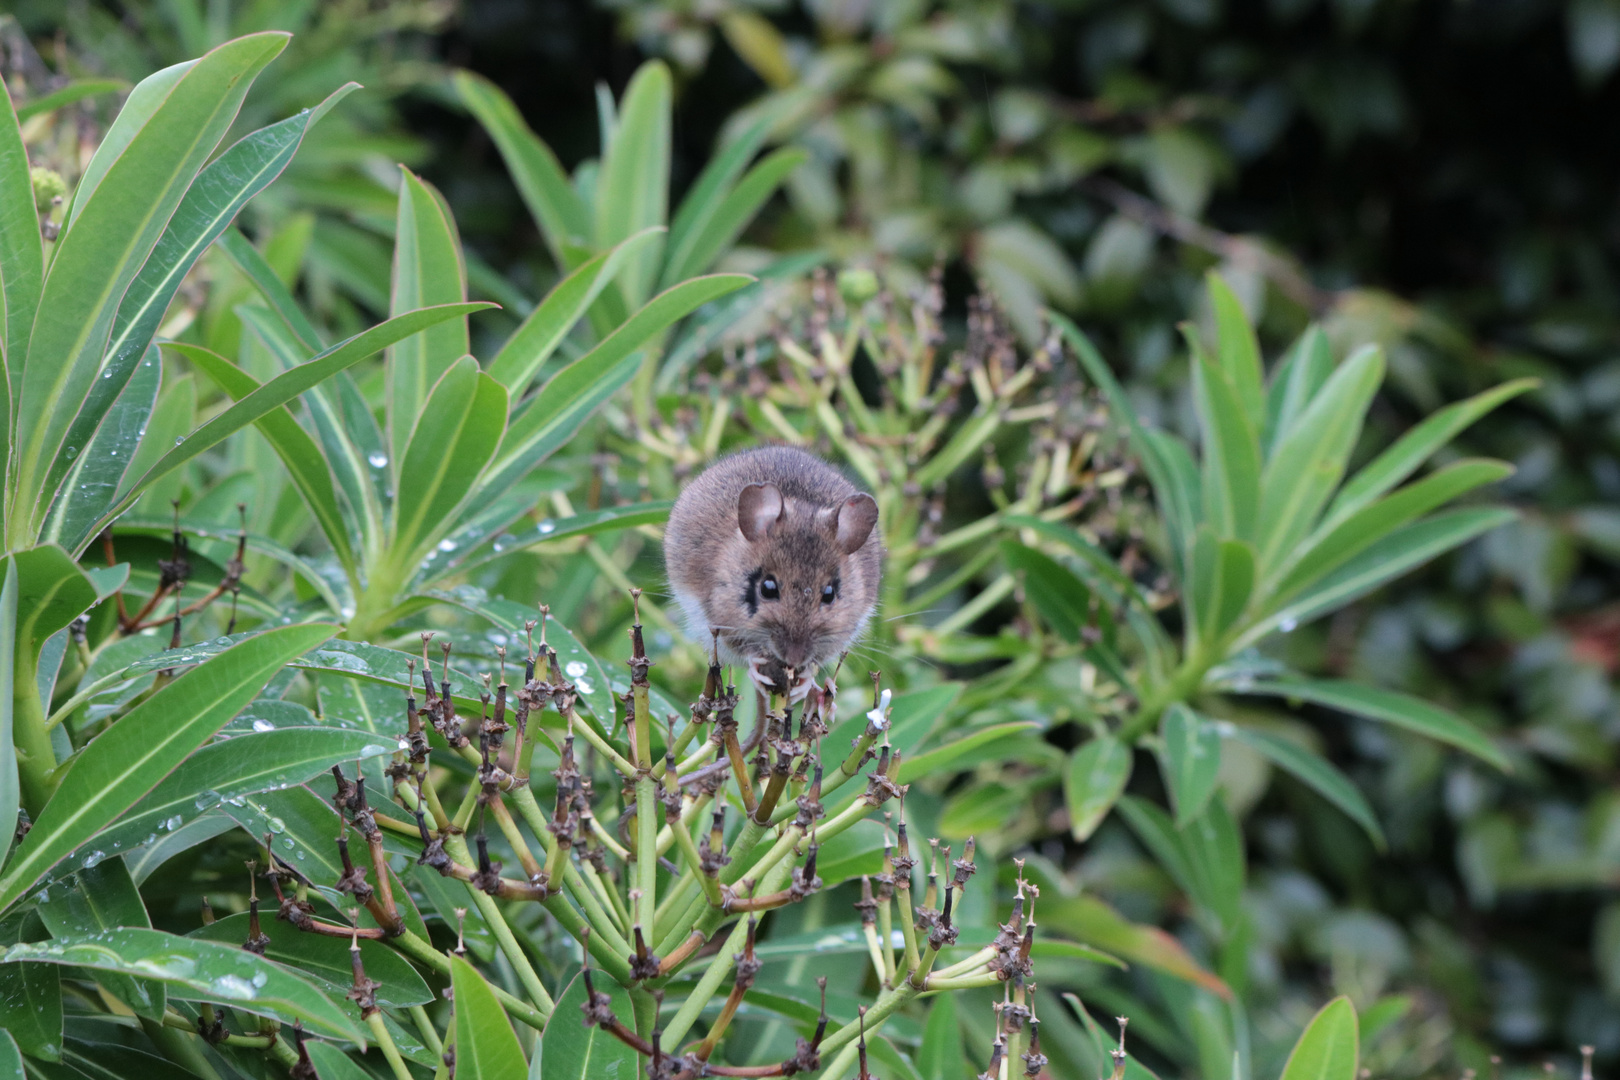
[537,519,556,535]
[163,814,184,831]
[267,817,286,834]
[437,538,457,552]
[81,850,106,868]
[64,446,77,459]
[174,436,184,445]
[564,661,588,679]
[252,718,275,733]
[368,452,388,468]
[1278,616,1298,632]
[281,838,294,849]
[575,677,594,696]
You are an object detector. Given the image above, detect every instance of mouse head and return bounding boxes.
[722,481,879,673]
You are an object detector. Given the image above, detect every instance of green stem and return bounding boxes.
[441,834,555,1020]
[390,928,549,1031]
[366,1012,413,1080]
[409,1005,443,1058]
[13,654,57,811]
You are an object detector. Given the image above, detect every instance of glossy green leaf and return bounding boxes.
[388,168,470,467]
[1229,727,1385,847]
[11,547,98,674]
[96,301,494,536]
[596,61,671,307]
[1160,705,1222,827]
[451,952,529,1078]
[1064,734,1132,841]
[1328,378,1537,524]
[663,113,773,283]
[13,34,288,540]
[66,60,190,225]
[0,561,14,869]
[14,79,125,123]
[1264,326,1333,457]
[1191,344,1262,544]
[218,228,323,351]
[1243,507,1517,645]
[0,1029,21,1080]
[192,914,431,1008]
[38,858,164,1021]
[1254,346,1383,569]
[175,342,354,572]
[390,357,508,570]
[1238,678,1506,770]
[1189,527,1255,645]
[1279,997,1358,1080]
[0,623,337,916]
[535,972,636,1079]
[454,70,592,268]
[1206,273,1266,435]
[39,84,359,545]
[39,345,160,554]
[1001,539,1094,643]
[304,1041,372,1080]
[659,146,806,286]
[897,721,1037,783]
[486,274,750,491]
[0,77,41,410]
[442,500,672,581]
[2,927,363,1042]
[487,228,663,394]
[57,727,398,881]
[0,949,59,1061]
[1273,459,1513,602]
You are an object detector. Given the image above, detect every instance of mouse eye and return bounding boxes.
[821,583,837,605]
[760,576,780,601]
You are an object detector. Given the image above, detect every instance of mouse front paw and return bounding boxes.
[746,656,815,704]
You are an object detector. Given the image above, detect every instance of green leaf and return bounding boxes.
[58,727,399,881]
[1279,997,1358,1080]
[1160,705,1222,827]
[1191,343,1262,544]
[1237,679,1507,770]
[1188,527,1255,646]
[0,913,59,1061]
[656,250,826,391]
[486,275,750,491]
[2,927,364,1042]
[440,500,672,582]
[0,1030,21,1080]
[218,228,323,351]
[451,952,529,1078]
[1064,734,1132,841]
[1242,507,1517,645]
[12,34,289,540]
[1177,796,1245,939]
[1042,894,1230,999]
[39,345,160,554]
[664,114,773,282]
[96,302,494,536]
[37,858,165,1021]
[304,1041,372,1080]
[1228,727,1385,847]
[1206,273,1266,435]
[387,169,471,467]
[596,61,671,307]
[390,357,508,571]
[175,342,355,573]
[0,561,15,870]
[454,71,592,269]
[487,229,663,394]
[659,146,806,287]
[13,79,125,123]
[535,971,637,1079]
[1263,326,1333,457]
[0,623,337,916]
[0,78,41,412]
[1001,539,1093,642]
[1328,378,1537,525]
[1272,459,1513,602]
[40,84,359,542]
[896,721,1037,783]
[11,547,98,672]
[192,914,431,1008]
[1254,346,1384,569]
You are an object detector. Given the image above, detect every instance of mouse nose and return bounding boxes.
[775,636,810,669]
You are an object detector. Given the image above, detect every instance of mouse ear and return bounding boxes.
[737,483,785,542]
[831,493,879,555]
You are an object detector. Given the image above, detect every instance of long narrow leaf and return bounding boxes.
[1206,273,1266,435]
[665,113,773,275]
[1191,343,1261,543]
[1229,726,1385,847]
[0,78,41,413]
[595,61,671,307]
[0,622,336,916]
[660,146,806,287]
[0,561,16,869]
[450,953,529,1076]
[218,228,323,350]
[14,34,289,540]
[13,79,126,123]
[92,301,493,537]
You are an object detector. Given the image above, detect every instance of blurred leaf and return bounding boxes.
[1264,326,1334,457]
[1145,126,1218,217]
[897,721,1037,782]
[1065,734,1132,841]
[14,80,125,123]
[1207,273,1266,434]
[1237,678,1506,770]
[451,952,529,1078]
[1160,705,1222,827]
[446,501,671,579]
[1228,726,1385,847]
[1043,894,1230,998]
[1279,996,1358,1080]
[1569,0,1620,85]
[3,928,362,1041]
[0,623,337,916]
[596,61,671,307]
[1189,527,1255,645]
[1190,337,1261,544]
[917,992,968,1080]
[720,12,797,89]
[1001,539,1093,642]
[660,146,806,287]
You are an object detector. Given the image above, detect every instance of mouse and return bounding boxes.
[663,445,883,700]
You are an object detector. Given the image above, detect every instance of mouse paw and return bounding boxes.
[745,656,816,704]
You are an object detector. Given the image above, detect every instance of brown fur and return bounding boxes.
[663,446,883,674]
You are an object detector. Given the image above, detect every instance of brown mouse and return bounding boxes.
[663,446,882,697]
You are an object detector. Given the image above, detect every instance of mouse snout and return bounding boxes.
[771,633,813,671]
